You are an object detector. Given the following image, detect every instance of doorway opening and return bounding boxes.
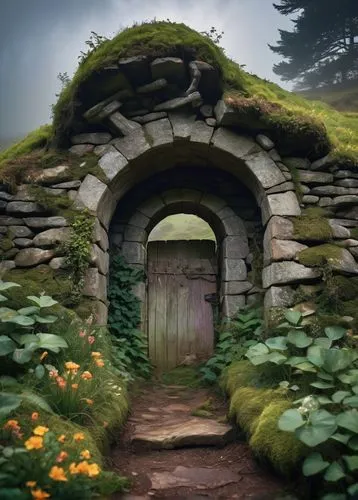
[147,214,217,371]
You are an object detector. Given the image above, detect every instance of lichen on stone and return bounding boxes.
[298,243,343,267]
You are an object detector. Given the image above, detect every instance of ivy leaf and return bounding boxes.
[307,346,324,367]
[322,349,355,373]
[343,455,358,471]
[296,410,337,447]
[314,337,332,349]
[343,395,358,407]
[303,452,330,476]
[17,306,39,316]
[27,295,58,308]
[348,436,358,451]
[287,330,312,348]
[0,336,16,356]
[35,365,45,380]
[12,348,34,364]
[0,392,21,417]
[324,461,345,482]
[348,483,358,496]
[337,410,358,433]
[321,495,346,500]
[265,337,288,351]
[311,381,335,389]
[331,433,351,445]
[332,391,351,404]
[0,281,20,291]
[285,310,302,325]
[267,352,287,364]
[325,326,346,341]
[278,409,305,432]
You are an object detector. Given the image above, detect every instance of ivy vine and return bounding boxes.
[63,212,94,303]
[108,255,151,379]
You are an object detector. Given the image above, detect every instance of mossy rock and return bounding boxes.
[293,208,332,242]
[3,265,74,310]
[298,244,343,267]
[249,400,306,475]
[0,238,14,252]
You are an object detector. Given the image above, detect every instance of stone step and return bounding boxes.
[131,417,234,450]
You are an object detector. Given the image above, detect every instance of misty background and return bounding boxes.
[0,0,292,145]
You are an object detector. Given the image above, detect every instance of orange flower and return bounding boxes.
[3,419,19,430]
[91,352,102,358]
[25,436,43,450]
[56,376,66,389]
[84,398,93,405]
[33,426,49,436]
[39,351,48,361]
[26,481,37,488]
[31,412,39,421]
[31,488,50,500]
[69,460,101,477]
[57,434,66,443]
[56,450,68,463]
[49,465,67,482]
[73,432,85,442]
[81,371,92,380]
[88,336,95,345]
[80,449,91,459]
[65,361,80,374]
[95,359,104,368]
[71,383,79,390]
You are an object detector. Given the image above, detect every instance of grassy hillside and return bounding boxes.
[298,82,358,113]
[1,21,358,170]
[149,215,215,242]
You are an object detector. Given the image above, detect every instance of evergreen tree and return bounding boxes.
[270,0,358,88]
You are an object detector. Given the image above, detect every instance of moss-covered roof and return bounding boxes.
[1,21,358,168]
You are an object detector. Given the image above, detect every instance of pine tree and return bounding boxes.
[270,0,358,88]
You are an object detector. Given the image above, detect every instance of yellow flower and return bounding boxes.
[73,432,85,442]
[80,449,91,459]
[57,434,66,443]
[31,412,39,421]
[49,466,67,482]
[26,481,37,488]
[84,398,93,405]
[25,436,43,450]
[69,462,78,474]
[33,426,49,436]
[71,383,79,390]
[91,351,102,358]
[95,359,104,368]
[31,488,50,500]
[81,371,93,380]
[39,351,48,361]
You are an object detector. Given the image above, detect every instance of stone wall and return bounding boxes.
[2,54,358,327]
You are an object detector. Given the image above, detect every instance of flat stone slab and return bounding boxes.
[150,466,239,490]
[131,417,233,449]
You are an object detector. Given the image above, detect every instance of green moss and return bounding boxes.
[293,207,332,242]
[3,266,73,309]
[350,228,358,240]
[249,400,306,474]
[298,244,343,267]
[221,360,259,395]
[29,185,73,215]
[0,238,14,251]
[191,409,214,418]
[228,387,286,434]
[0,125,52,168]
[160,366,202,388]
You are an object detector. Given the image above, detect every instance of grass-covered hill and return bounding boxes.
[298,82,358,113]
[1,21,358,170]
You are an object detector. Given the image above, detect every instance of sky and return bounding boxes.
[0,0,293,141]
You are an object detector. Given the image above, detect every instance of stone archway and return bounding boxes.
[74,120,302,324]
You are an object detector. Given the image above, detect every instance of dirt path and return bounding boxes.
[110,382,292,499]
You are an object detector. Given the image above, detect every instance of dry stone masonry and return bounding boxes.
[2,54,358,325]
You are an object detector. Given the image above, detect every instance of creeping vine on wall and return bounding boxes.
[108,255,151,379]
[63,212,94,303]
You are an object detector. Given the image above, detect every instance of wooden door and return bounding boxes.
[147,240,217,371]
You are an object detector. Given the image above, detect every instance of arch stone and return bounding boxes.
[115,188,252,321]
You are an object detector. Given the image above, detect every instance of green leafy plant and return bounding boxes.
[245,309,358,498]
[0,281,67,368]
[201,308,263,384]
[63,213,94,304]
[108,255,151,379]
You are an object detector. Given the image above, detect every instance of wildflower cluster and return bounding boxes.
[1,415,104,499]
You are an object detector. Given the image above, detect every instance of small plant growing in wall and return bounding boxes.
[63,212,94,304]
[108,255,151,379]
